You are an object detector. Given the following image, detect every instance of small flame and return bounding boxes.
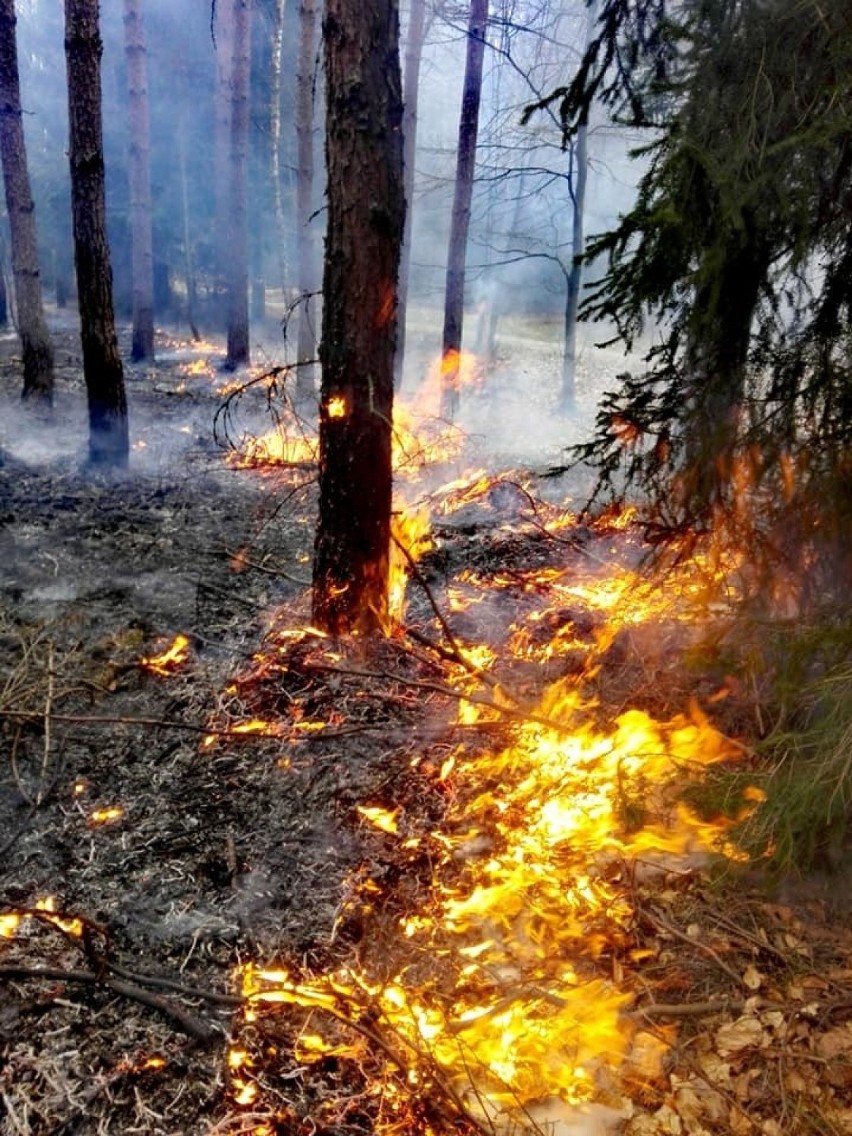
[140,634,190,676]
[327,395,347,419]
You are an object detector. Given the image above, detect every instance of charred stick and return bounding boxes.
[0,965,219,1042]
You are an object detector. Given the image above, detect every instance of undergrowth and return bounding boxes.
[693,612,852,876]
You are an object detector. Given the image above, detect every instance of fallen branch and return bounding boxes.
[0,965,221,1043]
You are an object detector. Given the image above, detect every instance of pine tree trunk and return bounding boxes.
[393,0,426,391]
[440,0,488,418]
[0,0,55,404]
[123,0,155,361]
[312,0,404,635]
[64,0,129,467]
[294,0,318,401]
[225,0,251,369]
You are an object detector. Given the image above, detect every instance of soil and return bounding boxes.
[1,316,851,1136]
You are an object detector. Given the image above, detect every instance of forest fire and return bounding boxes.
[217,452,758,1132]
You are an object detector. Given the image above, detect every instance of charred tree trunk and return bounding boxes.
[393,0,427,392]
[0,0,55,404]
[64,0,129,468]
[440,0,488,419]
[224,0,251,369]
[294,0,318,401]
[123,0,155,361]
[312,0,404,636]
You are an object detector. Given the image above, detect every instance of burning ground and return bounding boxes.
[2,323,852,1136]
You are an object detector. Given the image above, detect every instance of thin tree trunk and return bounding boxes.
[64,0,129,467]
[213,0,235,332]
[269,0,289,295]
[225,0,251,369]
[294,0,318,400]
[393,0,427,391]
[440,0,488,418]
[123,0,155,361]
[561,0,596,413]
[0,0,55,403]
[175,67,200,341]
[312,0,405,635]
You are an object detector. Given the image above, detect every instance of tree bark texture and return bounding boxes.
[269,0,289,294]
[0,0,55,403]
[213,0,234,330]
[440,0,488,418]
[294,0,318,399]
[312,0,405,636]
[123,0,155,361]
[394,0,427,391]
[64,0,129,467]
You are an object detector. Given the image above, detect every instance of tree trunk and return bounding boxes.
[311,0,404,636]
[394,0,427,392]
[294,0,318,401]
[440,0,488,419]
[213,0,234,332]
[561,0,596,413]
[0,0,55,404]
[123,0,155,361]
[269,0,289,295]
[225,0,251,369]
[175,61,200,341]
[64,0,129,468]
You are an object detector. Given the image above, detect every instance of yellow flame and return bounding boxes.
[140,634,190,676]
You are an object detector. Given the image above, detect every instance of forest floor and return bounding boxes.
[0,313,851,1136]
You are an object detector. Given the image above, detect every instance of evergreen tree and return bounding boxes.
[532,0,852,602]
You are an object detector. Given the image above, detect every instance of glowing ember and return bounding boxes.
[140,634,190,676]
[89,806,124,826]
[327,395,347,418]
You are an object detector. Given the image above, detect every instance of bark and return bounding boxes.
[225,0,251,369]
[0,0,55,403]
[64,0,129,468]
[440,0,488,418]
[393,0,427,391]
[294,0,318,400]
[175,73,200,341]
[311,0,405,636]
[123,0,155,361]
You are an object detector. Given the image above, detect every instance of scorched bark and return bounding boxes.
[312,0,404,635]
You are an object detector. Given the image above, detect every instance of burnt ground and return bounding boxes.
[1,319,852,1136]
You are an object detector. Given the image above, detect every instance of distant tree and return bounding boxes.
[312,0,405,635]
[0,0,55,404]
[268,0,289,295]
[394,0,427,391]
[64,0,129,467]
[294,0,318,401]
[531,0,852,597]
[123,0,155,361]
[441,0,488,418]
[559,0,596,412]
[225,0,251,369]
